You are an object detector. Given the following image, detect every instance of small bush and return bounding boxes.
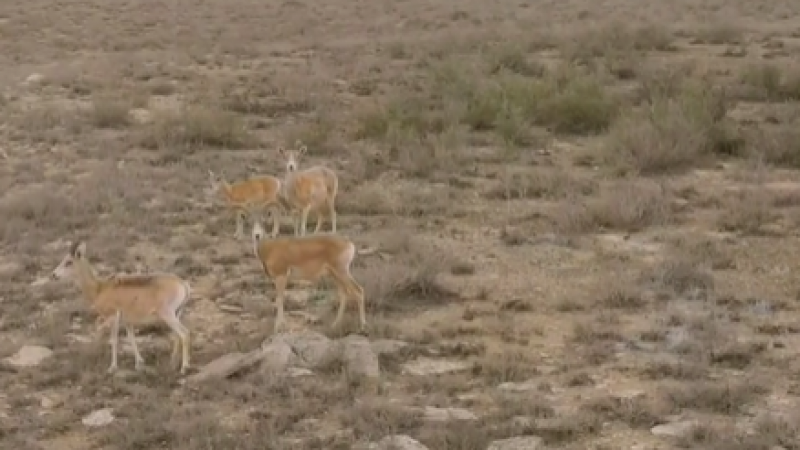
[739,63,800,101]
[604,81,732,175]
[87,96,131,129]
[140,106,253,150]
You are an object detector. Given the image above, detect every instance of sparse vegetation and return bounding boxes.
[2,0,800,449]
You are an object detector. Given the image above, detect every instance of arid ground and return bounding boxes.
[1,0,800,448]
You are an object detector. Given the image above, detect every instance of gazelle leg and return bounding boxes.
[169,333,181,367]
[293,211,300,236]
[273,275,288,334]
[125,325,145,370]
[234,210,247,240]
[328,199,337,234]
[313,208,325,234]
[106,311,121,373]
[270,206,281,238]
[161,311,191,374]
[332,283,348,329]
[351,278,367,330]
[299,205,311,236]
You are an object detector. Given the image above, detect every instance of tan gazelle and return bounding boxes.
[251,214,366,334]
[278,141,339,236]
[50,241,193,374]
[206,169,284,239]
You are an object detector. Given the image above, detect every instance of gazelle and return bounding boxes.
[251,216,366,334]
[278,142,339,236]
[50,241,192,374]
[206,170,284,240]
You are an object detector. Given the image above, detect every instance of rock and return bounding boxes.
[341,334,380,380]
[401,357,471,376]
[0,261,23,279]
[82,408,114,427]
[128,108,152,125]
[364,434,429,450]
[287,367,314,378]
[259,338,298,374]
[651,420,698,438]
[3,345,53,368]
[487,436,545,450]
[184,349,268,384]
[278,331,340,369]
[497,380,539,392]
[422,406,477,422]
[371,339,409,356]
[30,277,49,287]
[23,73,44,86]
[40,395,63,409]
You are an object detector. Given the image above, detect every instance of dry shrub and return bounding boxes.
[486,166,597,200]
[87,95,132,128]
[640,252,714,299]
[472,349,540,384]
[717,188,780,235]
[341,399,423,441]
[738,63,800,101]
[359,59,618,153]
[356,237,456,314]
[9,103,86,143]
[639,358,708,380]
[139,105,253,150]
[560,21,675,64]
[589,179,671,232]
[663,380,768,414]
[752,126,800,168]
[580,394,664,429]
[598,281,648,310]
[688,23,745,45]
[552,179,670,234]
[604,78,739,175]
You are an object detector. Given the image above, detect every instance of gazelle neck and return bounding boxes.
[74,259,102,304]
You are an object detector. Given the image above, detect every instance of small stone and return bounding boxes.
[497,380,539,392]
[487,436,545,450]
[402,357,471,376]
[367,434,429,450]
[3,345,53,368]
[287,367,313,378]
[23,73,44,86]
[651,420,698,438]
[423,406,477,422]
[370,339,409,356]
[82,408,114,427]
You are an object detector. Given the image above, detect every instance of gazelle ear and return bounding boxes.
[208,170,215,180]
[298,145,307,155]
[73,242,87,259]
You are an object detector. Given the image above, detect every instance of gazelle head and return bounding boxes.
[206,170,227,199]
[278,141,307,173]
[51,241,86,281]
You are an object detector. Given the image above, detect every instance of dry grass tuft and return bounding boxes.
[139,105,253,151]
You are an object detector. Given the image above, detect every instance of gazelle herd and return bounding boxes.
[46,141,362,375]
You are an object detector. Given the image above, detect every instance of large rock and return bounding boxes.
[3,345,53,368]
[341,334,380,381]
[82,408,115,427]
[422,406,477,422]
[361,435,429,450]
[487,436,544,450]
[651,420,698,439]
[402,357,471,376]
[260,337,299,374]
[277,331,340,369]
